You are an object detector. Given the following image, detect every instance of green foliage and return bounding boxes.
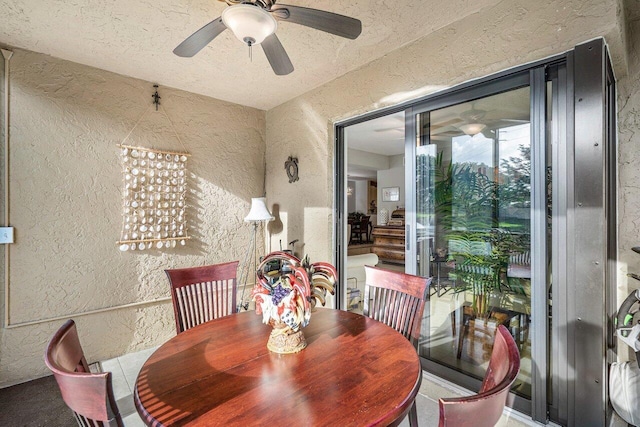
[433,151,496,231]
[432,151,530,315]
[498,144,531,209]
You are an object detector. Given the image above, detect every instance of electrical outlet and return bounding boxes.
[0,227,14,244]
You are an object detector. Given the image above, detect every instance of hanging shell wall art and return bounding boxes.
[117,145,190,251]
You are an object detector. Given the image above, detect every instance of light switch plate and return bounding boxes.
[0,227,14,244]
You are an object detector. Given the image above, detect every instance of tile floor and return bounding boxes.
[104,347,542,427]
[100,347,158,427]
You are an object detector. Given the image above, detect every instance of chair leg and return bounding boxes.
[520,314,530,351]
[457,310,471,359]
[450,310,456,337]
[408,400,418,427]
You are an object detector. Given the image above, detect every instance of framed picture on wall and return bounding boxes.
[382,187,400,202]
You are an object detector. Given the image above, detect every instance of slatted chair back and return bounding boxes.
[364,266,430,427]
[438,324,521,427]
[454,258,500,293]
[350,217,370,243]
[363,265,431,349]
[44,319,123,427]
[507,251,531,282]
[165,261,240,334]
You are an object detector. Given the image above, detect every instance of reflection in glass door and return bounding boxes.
[414,87,535,399]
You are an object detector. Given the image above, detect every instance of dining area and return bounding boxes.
[42,250,522,427]
[0,1,628,423]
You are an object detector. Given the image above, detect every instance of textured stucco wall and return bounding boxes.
[0,49,265,386]
[617,9,640,362]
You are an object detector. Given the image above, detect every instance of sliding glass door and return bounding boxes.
[403,70,548,418]
[411,84,535,395]
[335,39,615,425]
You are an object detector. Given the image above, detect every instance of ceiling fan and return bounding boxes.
[456,104,529,135]
[173,0,362,76]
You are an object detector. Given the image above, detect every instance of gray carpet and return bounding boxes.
[0,375,76,426]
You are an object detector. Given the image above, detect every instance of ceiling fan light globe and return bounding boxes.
[459,123,486,136]
[221,4,277,46]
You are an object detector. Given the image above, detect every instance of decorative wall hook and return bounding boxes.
[285,156,299,183]
[152,84,161,111]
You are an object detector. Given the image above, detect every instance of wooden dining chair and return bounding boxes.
[165,260,240,334]
[438,324,521,427]
[44,319,124,427]
[363,265,431,426]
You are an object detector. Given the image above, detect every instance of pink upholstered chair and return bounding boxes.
[165,261,239,334]
[44,319,124,427]
[438,324,521,427]
[364,266,431,426]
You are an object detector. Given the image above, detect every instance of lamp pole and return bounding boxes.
[237,198,274,311]
[237,221,259,311]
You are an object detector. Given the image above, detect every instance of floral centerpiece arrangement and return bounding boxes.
[251,251,337,354]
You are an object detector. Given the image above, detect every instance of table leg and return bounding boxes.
[408,401,418,427]
[436,262,441,297]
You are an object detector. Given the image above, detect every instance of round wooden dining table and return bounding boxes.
[134,308,422,427]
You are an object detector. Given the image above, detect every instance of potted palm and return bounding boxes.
[432,152,520,316]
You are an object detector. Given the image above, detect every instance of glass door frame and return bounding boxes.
[333,39,615,425]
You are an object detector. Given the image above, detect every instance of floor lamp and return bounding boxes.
[237,197,274,311]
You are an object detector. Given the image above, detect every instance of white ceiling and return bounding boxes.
[0,0,497,110]
[346,112,405,156]
[346,112,404,181]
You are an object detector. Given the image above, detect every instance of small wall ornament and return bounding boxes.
[285,156,299,183]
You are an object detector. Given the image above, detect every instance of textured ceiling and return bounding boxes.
[0,0,498,110]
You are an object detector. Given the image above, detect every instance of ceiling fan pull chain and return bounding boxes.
[249,44,252,62]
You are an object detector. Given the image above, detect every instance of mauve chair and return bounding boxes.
[44,319,124,427]
[165,260,240,334]
[438,324,521,427]
[364,265,431,427]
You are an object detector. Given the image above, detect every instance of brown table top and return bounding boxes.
[134,308,422,427]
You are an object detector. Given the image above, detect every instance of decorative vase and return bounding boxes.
[267,320,307,354]
[379,208,389,225]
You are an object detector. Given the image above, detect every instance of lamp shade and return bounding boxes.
[459,123,486,136]
[245,197,275,222]
[221,4,277,46]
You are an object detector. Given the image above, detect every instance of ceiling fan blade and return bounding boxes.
[431,118,464,130]
[374,127,403,133]
[271,4,362,40]
[173,17,227,57]
[261,34,294,76]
